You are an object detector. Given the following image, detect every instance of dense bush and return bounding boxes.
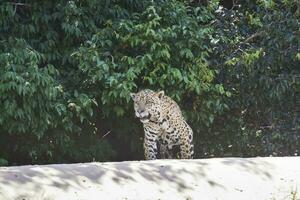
[207,0,300,157]
[0,0,299,165]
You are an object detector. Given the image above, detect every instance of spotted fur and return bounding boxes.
[130,89,194,160]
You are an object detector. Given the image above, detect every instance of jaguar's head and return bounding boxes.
[130,89,164,123]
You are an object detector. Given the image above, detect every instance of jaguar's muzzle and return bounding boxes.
[139,113,151,123]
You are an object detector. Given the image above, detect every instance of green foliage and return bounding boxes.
[0,0,299,165]
[73,0,216,115]
[206,0,300,157]
[0,158,8,166]
[0,38,59,135]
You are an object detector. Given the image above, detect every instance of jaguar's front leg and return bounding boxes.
[143,128,158,160]
[159,143,173,159]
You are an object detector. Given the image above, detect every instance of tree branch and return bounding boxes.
[101,131,111,140]
[243,31,265,43]
[8,2,31,7]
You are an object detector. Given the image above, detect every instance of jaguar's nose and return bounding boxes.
[138,109,145,114]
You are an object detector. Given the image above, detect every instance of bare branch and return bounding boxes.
[100,130,111,140]
[8,2,31,7]
[243,31,265,43]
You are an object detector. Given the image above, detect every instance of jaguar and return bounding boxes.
[130,89,194,160]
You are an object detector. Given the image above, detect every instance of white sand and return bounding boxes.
[0,157,300,200]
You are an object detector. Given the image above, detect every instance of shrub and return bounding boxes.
[0,0,299,165]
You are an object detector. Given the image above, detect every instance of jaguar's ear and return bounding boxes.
[130,93,136,100]
[156,91,164,99]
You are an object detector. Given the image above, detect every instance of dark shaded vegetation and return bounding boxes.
[0,0,299,165]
